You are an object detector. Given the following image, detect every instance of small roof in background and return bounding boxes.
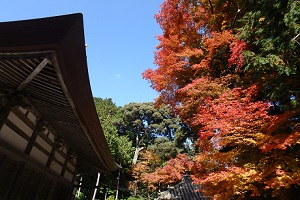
[156,172,207,200]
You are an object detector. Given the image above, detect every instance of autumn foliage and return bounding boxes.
[142,153,199,189]
[142,0,300,199]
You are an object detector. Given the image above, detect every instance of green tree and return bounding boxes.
[94,97,134,166]
[117,102,193,164]
[94,98,134,199]
[147,137,178,163]
[237,0,300,105]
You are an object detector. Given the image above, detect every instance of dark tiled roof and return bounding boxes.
[157,172,207,200]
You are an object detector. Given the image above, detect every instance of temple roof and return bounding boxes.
[0,14,119,172]
[156,172,207,200]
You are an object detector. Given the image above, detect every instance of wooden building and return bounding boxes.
[0,14,119,199]
[156,172,207,200]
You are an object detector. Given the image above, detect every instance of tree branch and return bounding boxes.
[208,0,214,14]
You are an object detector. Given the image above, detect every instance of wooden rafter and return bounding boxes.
[17,57,50,91]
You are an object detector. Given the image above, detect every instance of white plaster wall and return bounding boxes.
[30,146,48,165]
[73,157,77,165]
[0,124,28,152]
[26,111,36,124]
[7,112,32,137]
[50,159,63,175]
[17,107,37,124]
[42,127,48,135]
[55,151,65,164]
[48,132,55,142]
[62,147,67,154]
[67,162,75,173]
[36,136,51,153]
[64,170,74,182]
[18,106,27,115]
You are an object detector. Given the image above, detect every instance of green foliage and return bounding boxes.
[94,99,192,199]
[147,137,179,162]
[127,197,145,200]
[118,102,194,151]
[94,98,135,199]
[106,195,115,200]
[94,97,134,166]
[116,102,194,197]
[74,191,84,200]
[237,0,300,103]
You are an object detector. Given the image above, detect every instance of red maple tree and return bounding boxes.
[142,154,202,190]
[143,0,300,199]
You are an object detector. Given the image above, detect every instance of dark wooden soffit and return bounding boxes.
[0,14,119,172]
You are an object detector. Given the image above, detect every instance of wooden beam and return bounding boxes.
[34,142,51,157]
[46,144,56,168]
[0,105,10,130]
[17,57,49,91]
[5,119,30,141]
[46,137,63,168]
[11,107,35,130]
[61,151,74,177]
[39,132,54,146]
[0,140,72,185]
[24,120,46,155]
[60,159,68,177]
[4,117,50,156]
[71,165,77,184]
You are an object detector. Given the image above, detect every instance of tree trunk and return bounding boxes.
[147,187,151,200]
[132,146,144,164]
[104,191,107,200]
[92,173,100,200]
[134,181,137,197]
[115,169,121,200]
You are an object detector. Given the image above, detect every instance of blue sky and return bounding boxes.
[0,0,163,106]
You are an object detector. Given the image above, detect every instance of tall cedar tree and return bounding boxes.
[94,98,134,199]
[143,0,300,199]
[117,102,194,197]
[94,98,134,167]
[117,102,193,164]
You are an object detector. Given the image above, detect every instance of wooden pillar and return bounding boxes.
[61,150,74,177]
[0,92,11,130]
[0,91,31,130]
[46,137,63,168]
[24,120,46,155]
[0,105,10,130]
